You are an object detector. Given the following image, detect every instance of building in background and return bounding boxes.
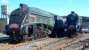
[0,5,8,32]
[1,5,8,18]
[82,17,89,28]
[0,18,7,32]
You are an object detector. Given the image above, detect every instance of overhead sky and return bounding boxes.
[0,0,89,16]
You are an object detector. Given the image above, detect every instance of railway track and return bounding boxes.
[0,37,66,50]
[0,33,89,50]
[9,37,66,50]
[0,37,49,50]
[52,34,89,50]
[41,34,81,50]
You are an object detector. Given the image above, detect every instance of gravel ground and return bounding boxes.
[62,34,89,50]
[9,38,64,50]
[0,33,89,50]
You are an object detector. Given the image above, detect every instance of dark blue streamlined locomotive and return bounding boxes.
[50,11,79,38]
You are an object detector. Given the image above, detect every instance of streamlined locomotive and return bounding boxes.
[4,4,79,43]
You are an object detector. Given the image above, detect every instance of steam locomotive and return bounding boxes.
[4,4,54,43]
[4,4,79,43]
